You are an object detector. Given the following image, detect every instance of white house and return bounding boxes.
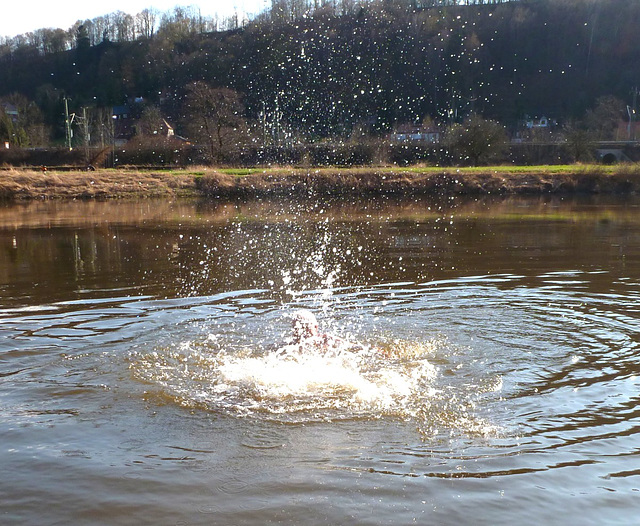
[390,123,441,143]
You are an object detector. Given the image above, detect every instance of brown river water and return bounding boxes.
[1,195,640,525]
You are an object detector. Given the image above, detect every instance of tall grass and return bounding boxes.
[2,163,640,199]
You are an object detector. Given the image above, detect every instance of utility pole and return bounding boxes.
[63,97,74,150]
[274,94,280,146]
[261,100,267,147]
[81,107,90,146]
[76,107,91,163]
[76,107,90,147]
[630,87,638,142]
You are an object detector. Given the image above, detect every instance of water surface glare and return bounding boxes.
[1,196,640,525]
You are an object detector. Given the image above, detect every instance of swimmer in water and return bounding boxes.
[290,309,321,342]
[287,309,367,356]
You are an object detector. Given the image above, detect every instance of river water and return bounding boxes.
[1,195,640,525]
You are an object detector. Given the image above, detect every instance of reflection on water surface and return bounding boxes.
[1,195,640,525]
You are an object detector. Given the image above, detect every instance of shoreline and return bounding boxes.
[0,165,639,200]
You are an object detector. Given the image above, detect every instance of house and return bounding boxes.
[111,98,191,145]
[390,123,441,143]
[522,115,557,129]
[511,115,559,143]
[112,105,135,145]
[1,102,19,122]
[112,105,130,120]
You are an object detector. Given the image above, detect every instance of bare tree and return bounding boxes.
[136,9,158,39]
[136,106,166,136]
[584,95,624,141]
[562,121,594,163]
[113,12,136,41]
[182,82,247,164]
[90,16,111,43]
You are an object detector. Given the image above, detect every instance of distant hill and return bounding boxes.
[0,0,639,143]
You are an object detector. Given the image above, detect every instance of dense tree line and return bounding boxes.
[0,0,638,159]
[0,6,238,57]
[0,1,517,56]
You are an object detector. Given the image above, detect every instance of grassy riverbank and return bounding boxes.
[1,164,640,200]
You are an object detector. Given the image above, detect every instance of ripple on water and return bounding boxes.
[241,427,288,450]
[125,268,640,472]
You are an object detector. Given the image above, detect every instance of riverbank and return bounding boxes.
[1,164,639,200]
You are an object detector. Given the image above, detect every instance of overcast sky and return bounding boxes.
[1,1,270,38]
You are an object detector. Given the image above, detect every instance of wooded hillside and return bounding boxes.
[0,0,638,152]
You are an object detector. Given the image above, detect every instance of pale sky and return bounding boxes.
[1,0,271,38]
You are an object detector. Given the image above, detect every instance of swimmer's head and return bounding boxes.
[290,309,319,341]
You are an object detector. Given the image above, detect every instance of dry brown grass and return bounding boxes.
[197,164,640,197]
[2,164,640,200]
[0,168,198,199]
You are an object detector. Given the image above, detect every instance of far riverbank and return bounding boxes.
[1,164,639,200]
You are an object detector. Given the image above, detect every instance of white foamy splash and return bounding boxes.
[129,334,439,423]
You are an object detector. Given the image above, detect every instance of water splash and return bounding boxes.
[129,331,440,423]
[128,322,502,443]
[162,203,504,437]
[176,208,370,302]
